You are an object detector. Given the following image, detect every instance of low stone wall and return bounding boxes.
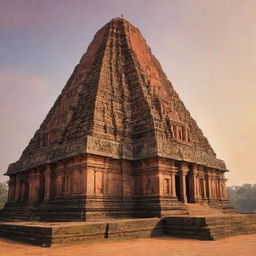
[0,218,163,246]
[0,214,256,247]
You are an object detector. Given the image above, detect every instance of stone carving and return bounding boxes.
[2,17,232,221]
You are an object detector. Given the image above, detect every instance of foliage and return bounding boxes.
[227,184,256,213]
[0,181,8,209]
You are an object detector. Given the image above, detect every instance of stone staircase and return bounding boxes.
[0,208,36,222]
[1,214,256,246]
[185,203,224,216]
[164,214,256,240]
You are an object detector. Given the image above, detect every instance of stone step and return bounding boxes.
[1,215,256,246]
[164,214,256,240]
[185,203,224,216]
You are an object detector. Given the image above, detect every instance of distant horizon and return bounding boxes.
[1,0,255,186]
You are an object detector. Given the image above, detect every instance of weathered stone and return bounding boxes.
[2,17,232,221]
[1,215,256,246]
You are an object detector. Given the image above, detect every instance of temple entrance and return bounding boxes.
[186,172,192,203]
[175,175,181,201]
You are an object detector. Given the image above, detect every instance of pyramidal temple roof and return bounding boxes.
[7,18,226,174]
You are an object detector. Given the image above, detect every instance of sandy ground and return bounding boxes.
[0,234,256,256]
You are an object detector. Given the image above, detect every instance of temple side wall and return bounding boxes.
[5,154,230,220]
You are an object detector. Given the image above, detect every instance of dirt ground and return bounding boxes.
[0,234,255,256]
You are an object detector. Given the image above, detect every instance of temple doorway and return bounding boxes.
[175,175,181,201]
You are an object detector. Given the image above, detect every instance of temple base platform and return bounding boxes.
[0,214,256,247]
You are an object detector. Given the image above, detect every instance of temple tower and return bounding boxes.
[3,18,232,221]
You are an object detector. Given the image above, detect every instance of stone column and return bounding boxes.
[206,168,212,201]
[33,171,40,202]
[222,178,228,199]
[44,165,51,201]
[216,171,222,200]
[104,169,108,195]
[20,179,25,202]
[55,170,62,198]
[8,176,15,201]
[202,177,207,200]
[174,126,178,138]
[7,180,11,201]
[211,172,215,200]
[28,170,40,203]
[159,170,164,196]
[180,162,189,203]
[190,164,199,203]
[216,177,221,200]
[28,171,34,203]
[170,161,177,198]
[14,175,21,202]
[80,167,87,195]
[183,127,188,142]
[212,175,217,200]
[196,172,202,201]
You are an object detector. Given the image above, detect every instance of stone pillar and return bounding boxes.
[174,126,178,138]
[180,162,189,203]
[211,172,215,200]
[170,161,177,198]
[34,171,40,202]
[44,165,51,201]
[55,170,62,198]
[222,178,228,199]
[214,178,217,199]
[190,164,199,203]
[20,179,25,202]
[196,172,202,201]
[86,166,95,196]
[197,166,205,201]
[206,168,212,201]
[28,170,40,203]
[28,171,34,203]
[170,170,177,198]
[202,177,207,200]
[7,180,11,201]
[65,172,71,197]
[8,176,15,201]
[216,171,222,200]
[216,177,221,200]
[159,170,164,196]
[80,167,87,195]
[14,175,21,202]
[184,127,188,142]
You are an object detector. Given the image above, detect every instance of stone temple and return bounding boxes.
[3,18,232,221]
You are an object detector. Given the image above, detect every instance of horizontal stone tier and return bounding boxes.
[0,214,256,246]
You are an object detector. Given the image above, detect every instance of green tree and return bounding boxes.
[0,182,8,209]
[227,183,256,213]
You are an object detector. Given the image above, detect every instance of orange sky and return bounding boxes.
[0,0,255,185]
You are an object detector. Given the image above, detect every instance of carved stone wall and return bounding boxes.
[7,18,226,175]
[3,18,232,220]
